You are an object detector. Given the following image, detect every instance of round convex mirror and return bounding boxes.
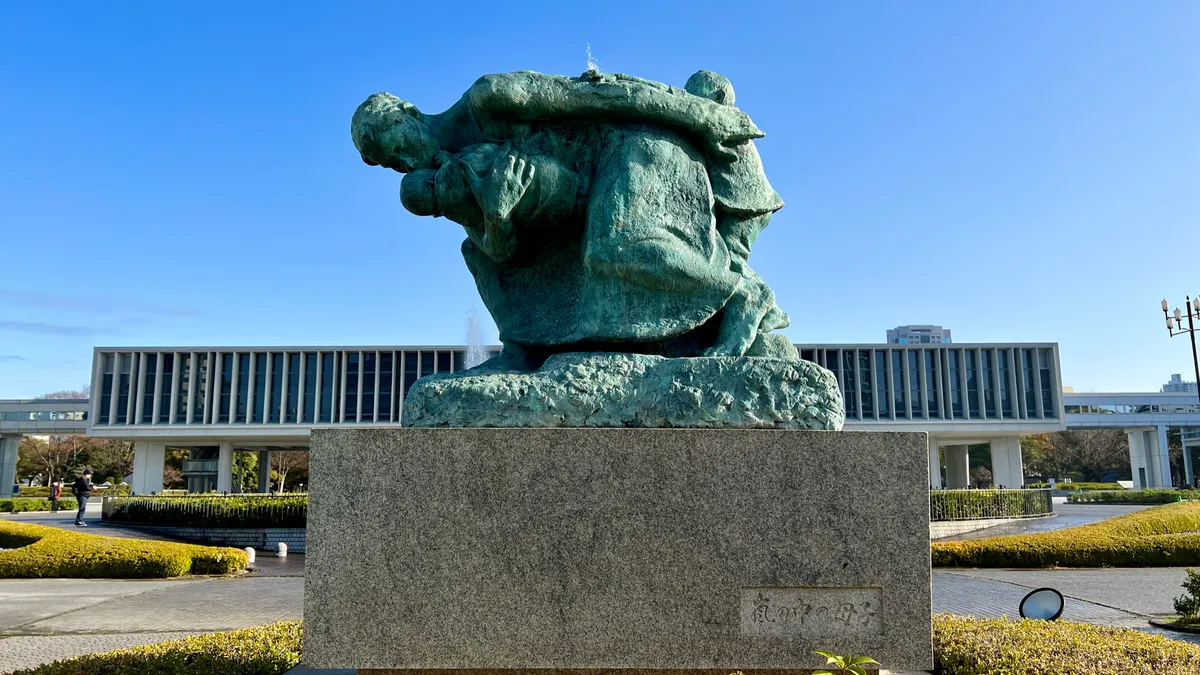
[1019,587,1065,620]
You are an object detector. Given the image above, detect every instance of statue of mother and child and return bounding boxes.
[352,68,797,365]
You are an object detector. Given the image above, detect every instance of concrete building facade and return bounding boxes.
[1,342,1065,497]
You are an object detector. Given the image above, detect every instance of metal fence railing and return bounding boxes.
[930,488,1053,522]
[102,494,308,528]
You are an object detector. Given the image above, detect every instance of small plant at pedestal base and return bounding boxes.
[813,650,880,675]
[1174,568,1200,624]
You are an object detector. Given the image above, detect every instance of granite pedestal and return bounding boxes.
[305,429,932,672]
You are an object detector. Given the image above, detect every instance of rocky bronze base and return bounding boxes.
[401,352,844,430]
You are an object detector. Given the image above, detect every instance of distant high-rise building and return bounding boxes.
[1162,374,1198,394]
[887,325,952,345]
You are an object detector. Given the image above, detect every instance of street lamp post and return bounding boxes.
[1162,297,1200,487]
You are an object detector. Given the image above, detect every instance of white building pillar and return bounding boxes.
[944,444,970,489]
[1156,425,1173,488]
[216,442,234,494]
[928,436,942,489]
[1128,429,1149,489]
[989,437,1024,489]
[0,435,20,498]
[258,450,271,493]
[130,442,166,495]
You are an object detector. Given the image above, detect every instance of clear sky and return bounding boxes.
[1,2,1198,398]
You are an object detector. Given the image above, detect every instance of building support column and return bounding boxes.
[258,450,271,493]
[1156,425,1173,488]
[131,442,166,495]
[0,435,20,498]
[989,437,1024,489]
[1128,429,1149,489]
[928,436,942,489]
[944,444,970,489]
[1185,440,1196,489]
[216,442,234,494]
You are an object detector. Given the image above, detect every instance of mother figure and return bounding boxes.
[352,70,794,368]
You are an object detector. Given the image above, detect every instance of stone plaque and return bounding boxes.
[741,587,882,637]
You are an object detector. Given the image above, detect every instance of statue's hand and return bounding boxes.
[479,146,536,222]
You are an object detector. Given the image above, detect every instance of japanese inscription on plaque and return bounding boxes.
[740,587,882,637]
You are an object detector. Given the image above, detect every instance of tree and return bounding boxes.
[86,439,135,484]
[17,436,87,485]
[37,388,89,400]
[1023,429,1129,482]
[271,451,308,494]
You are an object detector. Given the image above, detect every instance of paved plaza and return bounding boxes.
[2,507,1199,672]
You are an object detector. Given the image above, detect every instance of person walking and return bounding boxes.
[72,470,93,527]
[49,480,62,513]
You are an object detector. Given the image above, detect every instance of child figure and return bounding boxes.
[399,142,584,263]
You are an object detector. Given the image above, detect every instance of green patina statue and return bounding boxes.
[352,69,844,429]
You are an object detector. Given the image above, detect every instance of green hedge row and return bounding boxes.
[930,488,1052,521]
[0,520,249,578]
[105,495,307,528]
[933,501,1200,567]
[11,621,301,674]
[1026,481,1123,491]
[934,613,1200,674]
[18,485,130,498]
[1,498,78,513]
[1068,488,1199,504]
[15,616,1200,674]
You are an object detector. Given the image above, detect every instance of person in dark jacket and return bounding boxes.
[72,470,93,526]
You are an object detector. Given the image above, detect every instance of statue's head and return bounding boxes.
[399,169,438,217]
[685,70,735,107]
[351,93,440,173]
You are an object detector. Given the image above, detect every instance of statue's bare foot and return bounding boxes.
[703,278,773,357]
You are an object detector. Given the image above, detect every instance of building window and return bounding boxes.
[437,351,452,374]
[286,352,301,423]
[1039,348,1056,417]
[269,353,283,423]
[189,354,210,425]
[1021,349,1037,415]
[320,353,335,423]
[841,350,858,418]
[948,351,963,419]
[235,353,250,423]
[253,353,268,423]
[361,352,376,421]
[892,351,906,418]
[859,351,873,418]
[141,354,157,423]
[404,350,420,397]
[420,351,435,379]
[158,354,174,424]
[998,350,1013,418]
[981,350,995,417]
[875,351,889,417]
[116,354,132,424]
[217,353,234,423]
[99,353,114,424]
[344,352,360,422]
[965,350,979,418]
[303,353,318,424]
[924,350,940,418]
[378,352,393,422]
[907,351,920,417]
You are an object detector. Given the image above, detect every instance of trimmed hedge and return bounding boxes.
[0,520,249,578]
[11,621,301,675]
[933,501,1200,568]
[106,495,307,528]
[1068,488,1199,504]
[1,498,78,513]
[1026,481,1123,491]
[18,485,130,498]
[934,613,1200,674]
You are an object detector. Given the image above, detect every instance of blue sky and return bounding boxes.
[1,1,1198,398]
